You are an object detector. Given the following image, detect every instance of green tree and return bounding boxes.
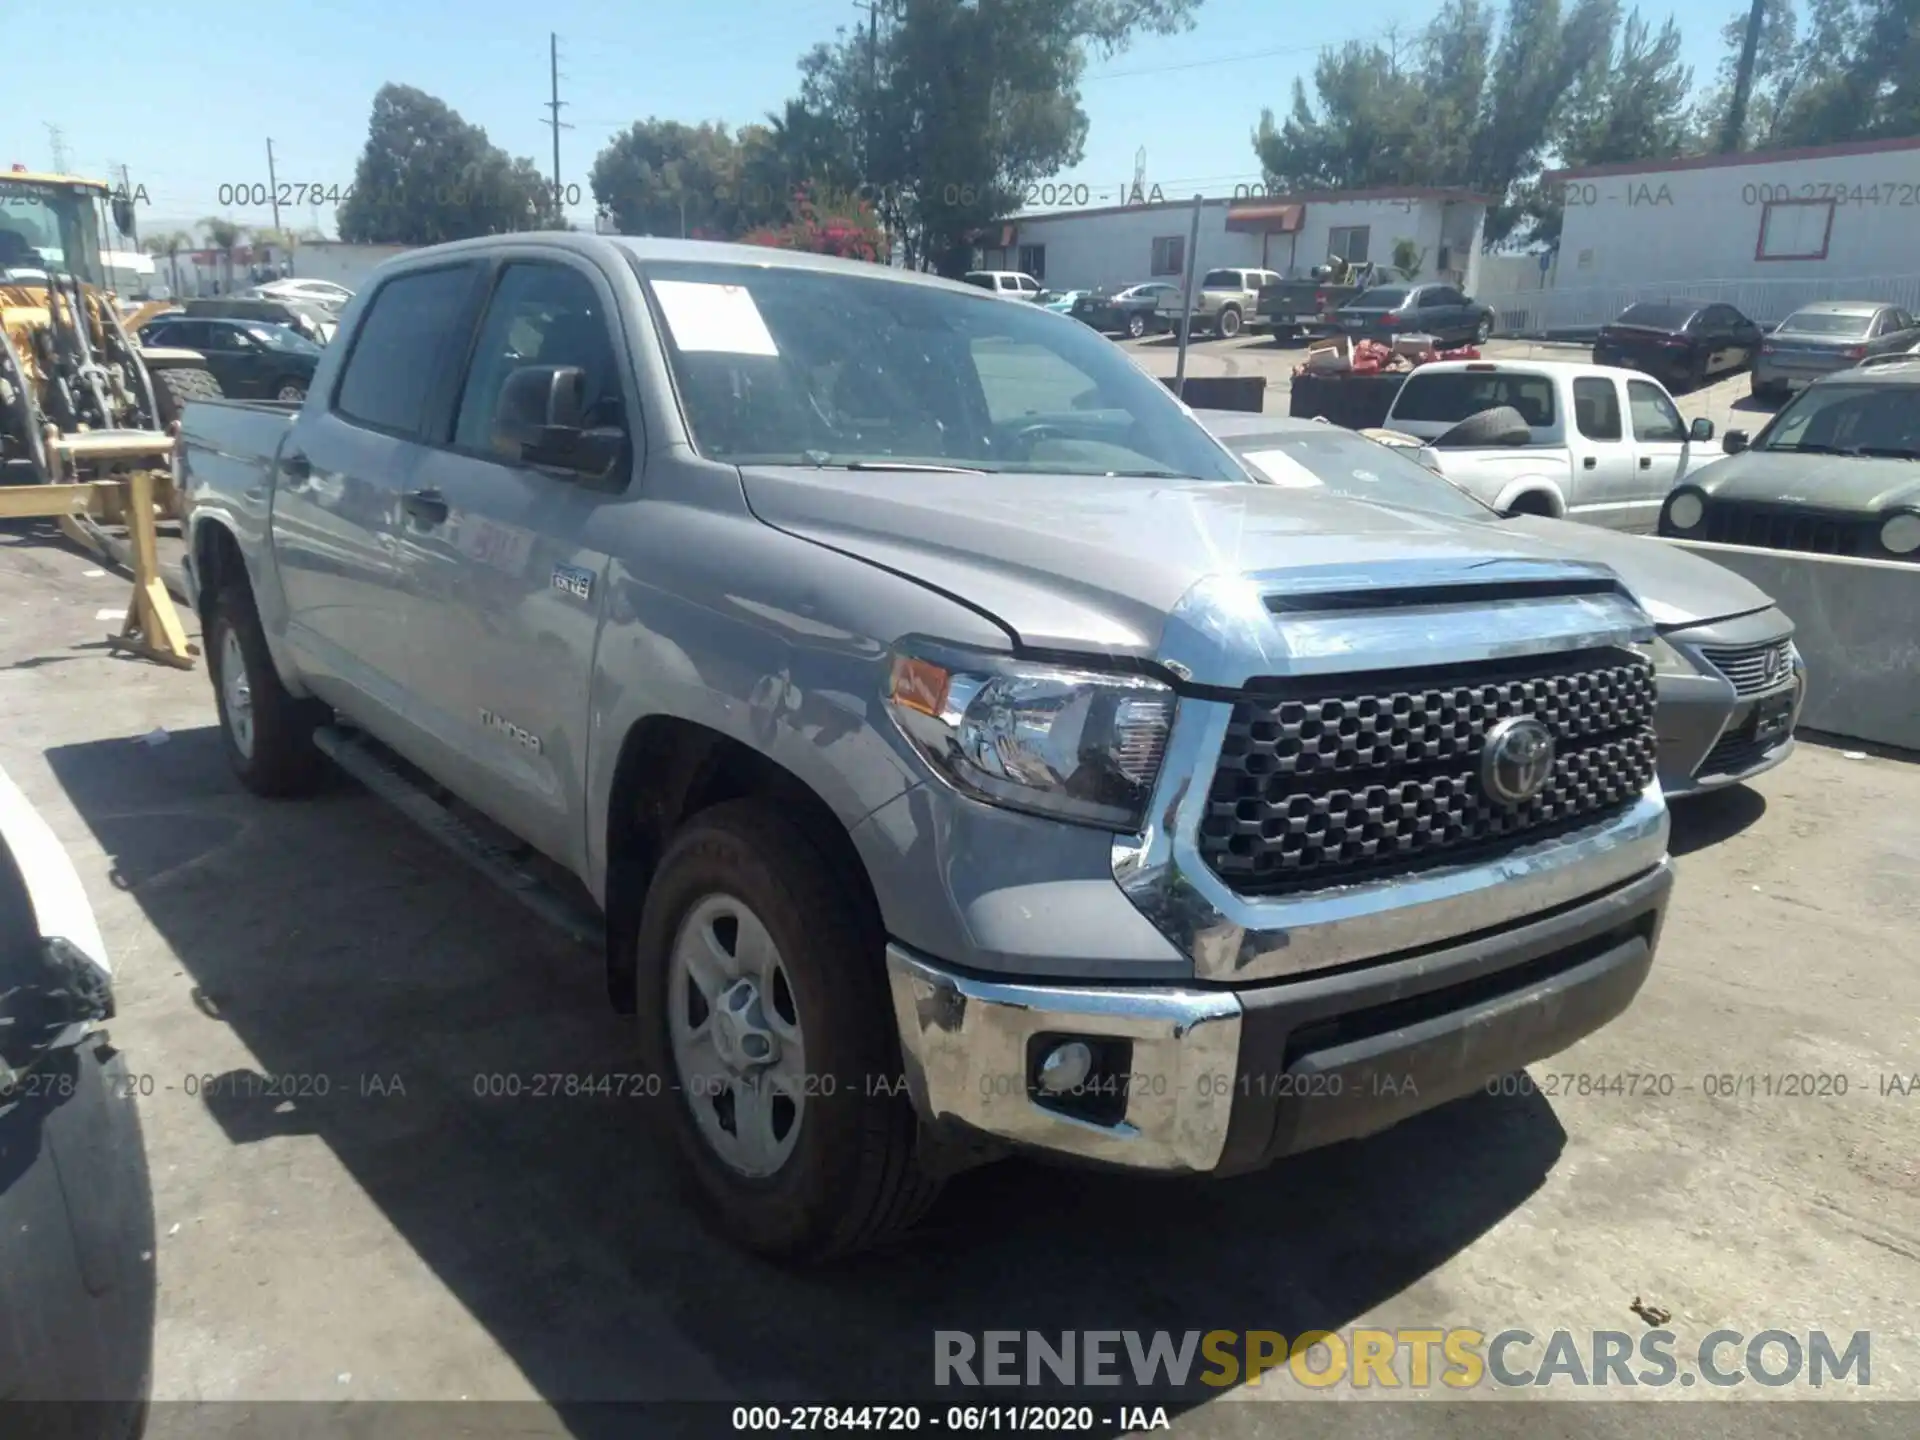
[1252,0,1620,245]
[589,119,758,237]
[785,0,1204,272]
[336,83,559,245]
[199,216,246,292]
[143,229,193,297]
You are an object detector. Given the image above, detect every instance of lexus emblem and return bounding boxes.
[1764,648,1782,683]
[1481,717,1556,807]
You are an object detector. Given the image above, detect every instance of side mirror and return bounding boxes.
[1722,430,1749,455]
[1690,417,1715,442]
[492,365,624,477]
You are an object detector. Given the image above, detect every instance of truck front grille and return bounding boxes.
[1199,650,1658,895]
[1698,638,1794,696]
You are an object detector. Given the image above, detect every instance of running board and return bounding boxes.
[311,725,603,950]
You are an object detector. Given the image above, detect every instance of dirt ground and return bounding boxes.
[0,511,1913,1438]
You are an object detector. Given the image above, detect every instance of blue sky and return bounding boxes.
[14,0,1739,236]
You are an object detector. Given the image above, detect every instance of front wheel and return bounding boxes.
[633,799,942,1260]
[274,379,308,402]
[1215,306,1242,339]
[1474,314,1493,345]
[1125,313,1147,339]
[207,582,329,796]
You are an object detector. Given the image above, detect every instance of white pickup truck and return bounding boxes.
[1378,359,1717,531]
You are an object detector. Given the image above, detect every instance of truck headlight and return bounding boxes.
[885,646,1174,830]
[1881,511,1920,555]
[1665,488,1706,531]
[1629,636,1699,677]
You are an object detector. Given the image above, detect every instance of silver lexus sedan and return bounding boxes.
[1194,410,1807,799]
[1751,300,1920,400]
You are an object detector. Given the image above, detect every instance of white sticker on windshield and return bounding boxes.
[652,281,780,356]
[1240,448,1325,489]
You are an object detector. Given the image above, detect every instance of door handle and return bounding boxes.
[402,487,449,525]
[1583,456,1597,470]
[1640,456,1653,469]
[281,450,312,482]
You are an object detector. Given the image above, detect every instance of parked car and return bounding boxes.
[1158,266,1282,339]
[1332,283,1495,348]
[182,233,1676,1261]
[1069,282,1178,338]
[251,277,354,311]
[0,761,157,1437]
[1196,411,1805,798]
[139,316,323,402]
[961,270,1044,301]
[180,295,331,346]
[1377,359,1713,530]
[1592,301,1765,393]
[1258,261,1406,342]
[1039,288,1087,315]
[1660,357,1920,561]
[1750,301,1920,400]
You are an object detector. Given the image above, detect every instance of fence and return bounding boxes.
[1483,273,1920,338]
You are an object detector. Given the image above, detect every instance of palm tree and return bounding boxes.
[143,230,193,298]
[199,216,247,293]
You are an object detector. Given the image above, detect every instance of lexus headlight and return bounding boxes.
[1881,511,1920,555]
[1629,636,1699,677]
[885,645,1174,829]
[1666,489,1706,531]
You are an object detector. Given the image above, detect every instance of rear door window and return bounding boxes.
[1392,370,1557,428]
[1572,377,1623,441]
[333,265,483,436]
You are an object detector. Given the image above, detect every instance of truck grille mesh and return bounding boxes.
[1199,651,1658,894]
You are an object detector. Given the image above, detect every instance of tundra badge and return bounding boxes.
[480,710,543,754]
[551,564,594,601]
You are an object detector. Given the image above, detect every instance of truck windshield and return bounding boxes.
[1201,270,1240,287]
[0,178,108,289]
[1229,431,1492,520]
[1392,371,1557,428]
[634,258,1249,480]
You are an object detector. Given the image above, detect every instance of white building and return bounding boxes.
[972,187,1490,297]
[1521,135,1920,333]
[287,241,414,291]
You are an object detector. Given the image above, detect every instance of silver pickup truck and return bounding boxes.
[180,234,1674,1260]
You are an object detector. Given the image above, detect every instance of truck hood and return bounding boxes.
[1495,514,1774,629]
[739,466,1634,655]
[1690,449,1920,513]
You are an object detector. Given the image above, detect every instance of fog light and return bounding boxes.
[1036,1041,1094,1095]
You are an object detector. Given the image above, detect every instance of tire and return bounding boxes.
[1432,405,1532,448]
[634,799,943,1260]
[273,378,308,403]
[1214,306,1242,339]
[1125,313,1147,339]
[1750,376,1785,403]
[1474,314,1493,345]
[148,364,222,429]
[206,581,329,797]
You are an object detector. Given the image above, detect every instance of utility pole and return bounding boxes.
[44,123,70,173]
[1172,194,1204,399]
[542,32,574,221]
[1720,0,1768,153]
[266,138,283,231]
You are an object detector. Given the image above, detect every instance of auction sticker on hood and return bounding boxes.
[1239,448,1327,489]
[652,281,780,356]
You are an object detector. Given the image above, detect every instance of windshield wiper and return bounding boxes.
[1845,446,1920,460]
[836,459,990,474]
[1761,442,1844,454]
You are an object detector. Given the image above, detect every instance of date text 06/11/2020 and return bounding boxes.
[730,1405,1171,1433]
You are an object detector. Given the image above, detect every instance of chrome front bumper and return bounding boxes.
[885,860,1671,1174]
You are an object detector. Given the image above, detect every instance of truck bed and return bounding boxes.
[179,397,297,495]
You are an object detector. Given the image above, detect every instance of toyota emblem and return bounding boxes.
[1481,716,1556,807]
